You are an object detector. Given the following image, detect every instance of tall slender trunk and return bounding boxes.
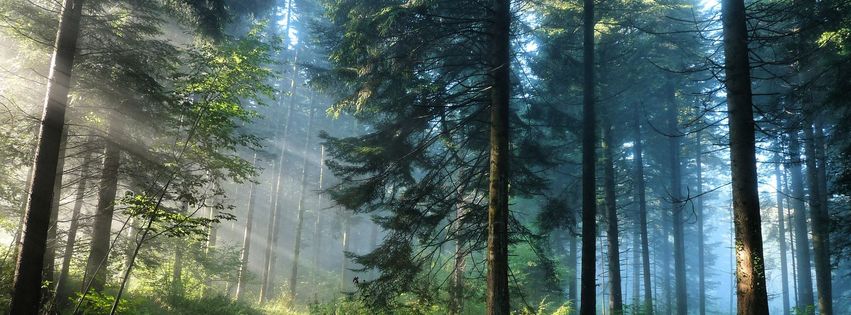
[631,224,640,305]
[55,146,93,306]
[775,153,792,315]
[289,109,316,298]
[632,107,652,315]
[486,0,511,313]
[662,209,672,315]
[803,123,832,315]
[203,197,218,296]
[567,214,578,307]
[449,186,467,315]
[602,122,623,314]
[84,134,121,292]
[12,144,37,261]
[259,17,298,303]
[235,153,258,301]
[668,91,687,315]
[45,128,70,289]
[579,0,596,311]
[10,0,84,312]
[340,214,351,291]
[171,202,188,297]
[696,131,706,315]
[785,168,800,308]
[721,0,771,310]
[311,146,325,302]
[788,131,814,312]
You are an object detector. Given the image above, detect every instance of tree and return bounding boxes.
[9,0,84,312]
[485,0,512,313]
[579,0,597,312]
[720,0,771,311]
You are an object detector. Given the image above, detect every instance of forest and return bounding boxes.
[0,0,849,314]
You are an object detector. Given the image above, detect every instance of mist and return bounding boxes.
[1,0,849,314]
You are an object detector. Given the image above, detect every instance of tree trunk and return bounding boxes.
[340,214,351,291]
[720,0,771,311]
[84,135,121,292]
[9,0,84,312]
[55,146,93,306]
[632,107,653,315]
[602,122,623,314]
[235,153,258,301]
[803,123,832,315]
[775,152,792,315]
[696,131,706,315]
[784,167,800,308]
[203,197,218,296]
[668,91,687,315]
[579,0,596,311]
[449,187,467,315]
[311,146,325,302]
[259,48,300,304]
[486,0,511,313]
[45,127,70,289]
[788,131,814,312]
[289,109,316,298]
[568,215,578,307]
[171,202,189,299]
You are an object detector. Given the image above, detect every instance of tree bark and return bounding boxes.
[667,90,687,315]
[55,145,93,306]
[235,153,258,301]
[485,0,511,313]
[45,127,70,289]
[259,48,300,304]
[720,0,771,311]
[632,106,653,315]
[171,202,188,298]
[289,109,316,298]
[449,186,467,315]
[579,0,596,311]
[311,146,325,301]
[84,134,121,292]
[602,121,623,314]
[788,131,814,312]
[774,153,791,315]
[696,131,706,315]
[10,0,84,312]
[803,123,832,315]
[340,213,351,291]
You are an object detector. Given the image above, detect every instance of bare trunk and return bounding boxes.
[486,0,511,313]
[235,153,258,301]
[289,109,316,298]
[721,0,771,310]
[171,202,188,298]
[785,168,800,307]
[697,131,706,315]
[45,128,70,289]
[55,146,93,306]
[340,214,351,291]
[803,123,832,315]
[632,107,653,314]
[84,135,121,292]
[775,153,792,315]
[788,131,815,312]
[602,122,623,314]
[311,146,325,302]
[449,188,467,315]
[10,0,84,312]
[579,0,597,311]
[668,92,687,315]
[259,21,299,303]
